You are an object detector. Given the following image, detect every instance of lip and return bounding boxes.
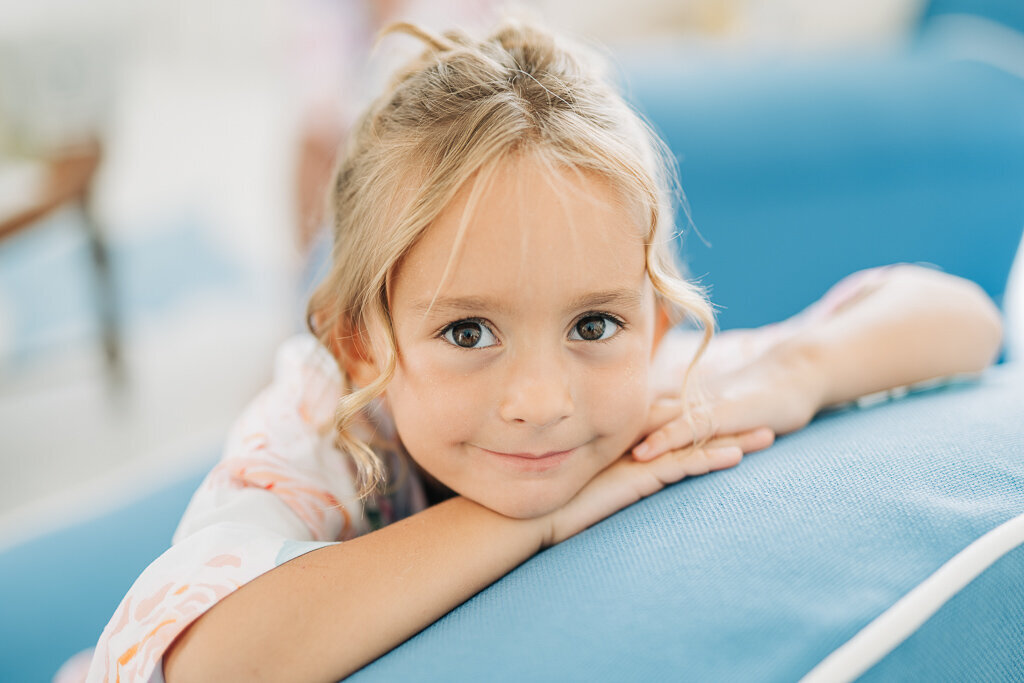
[476,446,577,472]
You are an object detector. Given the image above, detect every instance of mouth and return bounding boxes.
[474,445,578,472]
[484,449,574,460]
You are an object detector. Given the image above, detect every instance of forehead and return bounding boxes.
[391,156,650,314]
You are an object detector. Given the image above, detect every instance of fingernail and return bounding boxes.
[632,442,651,460]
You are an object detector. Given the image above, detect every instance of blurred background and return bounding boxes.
[1,0,1022,543]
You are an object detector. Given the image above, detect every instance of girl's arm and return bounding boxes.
[164,495,545,682]
[785,264,1003,408]
[634,265,1004,461]
[164,429,769,683]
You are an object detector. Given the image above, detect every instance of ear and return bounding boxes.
[652,303,673,354]
[333,322,380,389]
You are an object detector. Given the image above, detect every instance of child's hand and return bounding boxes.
[542,428,772,547]
[633,264,1004,465]
[632,340,821,462]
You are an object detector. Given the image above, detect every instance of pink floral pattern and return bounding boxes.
[80,336,426,682]
[206,456,351,541]
[86,527,284,683]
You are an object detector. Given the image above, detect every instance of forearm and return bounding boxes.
[784,265,1004,409]
[165,496,546,682]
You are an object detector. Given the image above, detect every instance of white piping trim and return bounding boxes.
[800,511,1024,683]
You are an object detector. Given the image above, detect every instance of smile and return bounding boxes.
[475,446,577,472]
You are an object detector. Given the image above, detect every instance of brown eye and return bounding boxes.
[571,315,619,342]
[442,320,496,348]
[453,323,481,347]
[576,317,605,340]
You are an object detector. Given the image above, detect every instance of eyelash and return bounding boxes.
[436,311,628,348]
[437,317,497,349]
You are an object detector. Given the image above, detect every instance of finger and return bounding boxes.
[708,427,775,454]
[699,397,743,437]
[640,397,686,435]
[647,444,744,485]
[633,406,715,462]
[690,445,744,474]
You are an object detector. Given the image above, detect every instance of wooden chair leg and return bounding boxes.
[78,196,123,386]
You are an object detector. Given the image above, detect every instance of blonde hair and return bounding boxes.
[308,19,715,499]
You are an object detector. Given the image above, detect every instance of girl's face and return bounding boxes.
[380,156,665,519]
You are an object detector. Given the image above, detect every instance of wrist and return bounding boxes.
[452,495,551,554]
[537,514,555,550]
[770,335,831,414]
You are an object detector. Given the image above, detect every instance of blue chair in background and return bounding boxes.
[922,0,1024,34]
[620,36,1023,331]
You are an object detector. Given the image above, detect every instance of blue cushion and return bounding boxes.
[0,465,210,682]
[350,362,1024,681]
[3,375,1020,682]
[620,52,1024,330]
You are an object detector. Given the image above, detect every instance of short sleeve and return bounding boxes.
[174,335,373,545]
[84,335,425,683]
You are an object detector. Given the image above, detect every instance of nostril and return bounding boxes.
[499,366,575,427]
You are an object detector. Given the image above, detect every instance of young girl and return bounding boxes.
[83,18,1002,683]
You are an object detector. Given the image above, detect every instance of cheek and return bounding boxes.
[387,351,492,445]
[582,344,653,443]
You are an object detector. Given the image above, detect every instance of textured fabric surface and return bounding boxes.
[350,363,1024,682]
[3,368,1020,682]
[861,542,1024,682]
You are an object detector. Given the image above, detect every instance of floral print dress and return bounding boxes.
[77,335,427,683]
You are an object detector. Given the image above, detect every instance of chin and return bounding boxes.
[467,485,573,520]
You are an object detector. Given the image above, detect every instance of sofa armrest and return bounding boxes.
[351,362,1024,681]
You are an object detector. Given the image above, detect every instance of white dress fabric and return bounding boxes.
[83,335,427,683]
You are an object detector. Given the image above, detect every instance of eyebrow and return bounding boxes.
[411,288,645,317]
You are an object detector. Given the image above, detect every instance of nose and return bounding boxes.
[498,346,575,428]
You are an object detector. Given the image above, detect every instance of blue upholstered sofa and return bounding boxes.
[2,3,1022,681]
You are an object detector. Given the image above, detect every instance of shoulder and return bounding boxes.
[176,333,427,543]
[264,333,343,433]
